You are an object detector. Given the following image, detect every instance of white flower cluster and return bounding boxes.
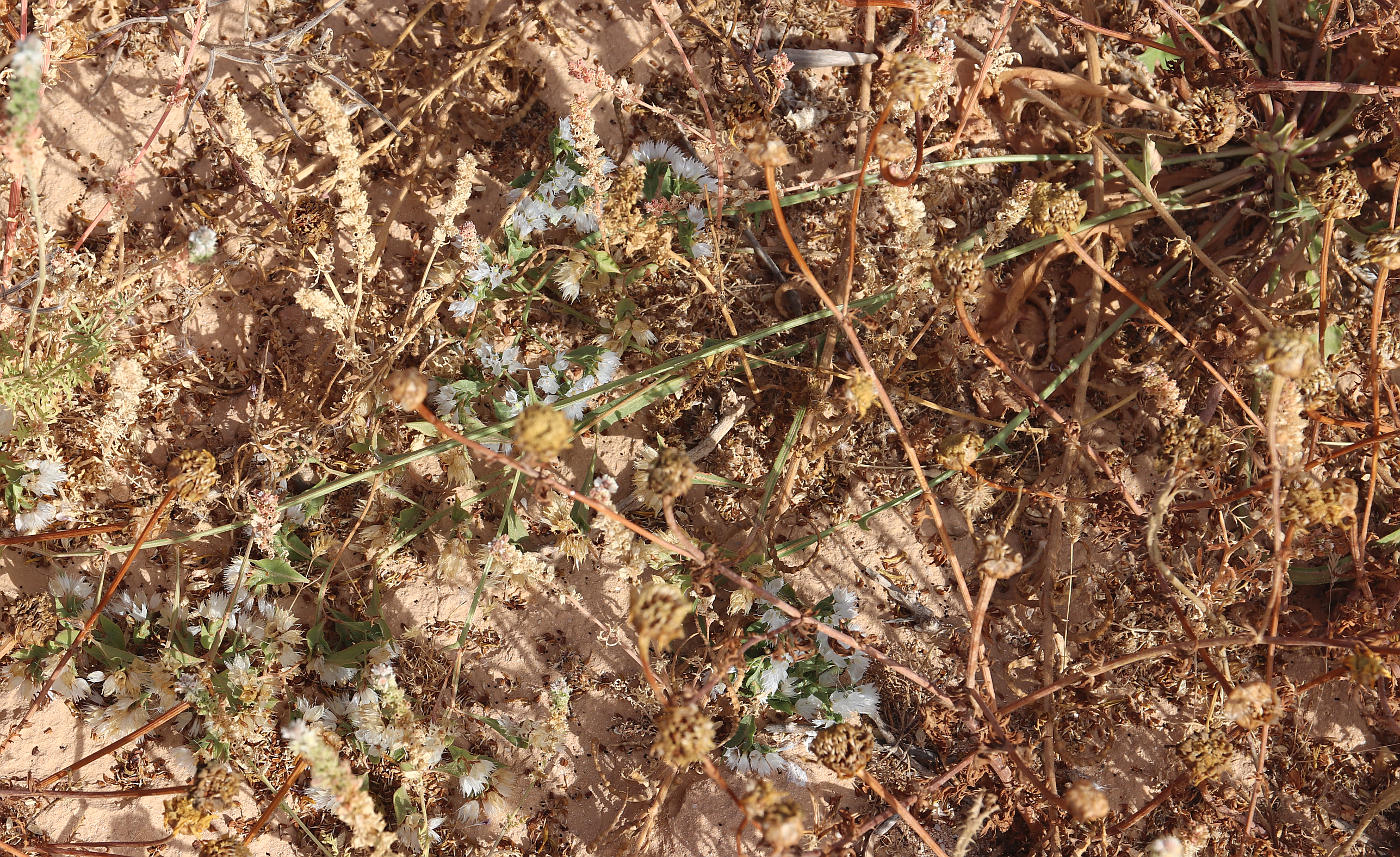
[188,226,218,263]
[12,458,69,533]
[508,118,614,239]
[433,344,623,424]
[448,258,511,320]
[632,140,720,193]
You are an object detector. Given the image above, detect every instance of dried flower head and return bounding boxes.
[629,580,690,650]
[1365,228,1400,270]
[1223,681,1280,730]
[1175,88,1242,152]
[1304,167,1366,220]
[1176,727,1233,785]
[886,52,941,109]
[929,246,984,295]
[1146,837,1186,857]
[192,762,240,811]
[1256,327,1319,379]
[1025,182,1086,236]
[512,404,573,461]
[743,782,805,854]
[635,446,697,510]
[197,837,251,857]
[163,796,216,837]
[843,371,878,418]
[936,432,982,472]
[652,702,716,768]
[1345,646,1391,689]
[1281,475,1357,531]
[1,592,57,655]
[873,125,915,164]
[386,368,429,411]
[977,534,1023,580]
[811,719,874,777]
[1063,781,1110,823]
[746,133,794,169]
[288,196,335,243]
[1158,415,1227,473]
[167,450,218,502]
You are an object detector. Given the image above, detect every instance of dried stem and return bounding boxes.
[243,755,309,843]
[0,523,126,545]
[857,770,949,857]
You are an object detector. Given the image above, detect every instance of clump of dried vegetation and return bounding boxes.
[1,0,1399,855]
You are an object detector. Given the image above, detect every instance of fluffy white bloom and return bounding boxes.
[686,204,708,230]
[537,371,561,396]
[830,587,858,623]
[501,388,523,417]
[188,226,218,263]
[635,140,682,164]
[562,399,589,422]
[545,165,583,197]
[310,654,357,686]
[754,656,791,701]
[556,204,599,234]
[305,785,340,812]
[690,241,713,258]
[457,800,482,824]
[432,385,460,418]
[830,685,881,721]
[14,501,56,533]
[459,759,496,796]
[724,747,807,785]
[222,557,251,592]
[477,342,526,377]
[22,459,67,496]
[398,817,445,853]
[108,590,160,622]
[10,36,42,80]
[50,571,94,602]
[465,261,510,289]
[557,117,575,144]
[595,350,622,384]
[448,295,478,319]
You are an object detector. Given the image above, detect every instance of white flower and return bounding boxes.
[537,371,561,396]
[754,656,791,701]
[459,759,496,796]
[690,241,713,258]
[795,695,827,723]
[552,351,572,373]
[22,459,67,496]
[501,388,523,417]
[10,36,43,80]
[554,260,584,301]
[556,204,599,234]
[448,295,478,319]
[595,350,622,384]
[283,503,308,525]
[14,502,55,533]
[686,204,708,230]
[562,398,589,421]
[188,226,218,263]
[545,166,583,197]
[830,685,881,721]
[432,385,460,418]
[305,785,340,812]
[847,652,871,683]
[830,587,858,623]
[310,654,357,686]
[557,117,575,144]
[724,748,807,785]
[50,571,94,602]
[457,800,482,824]
[635,140,682,164]
[222,557,251,592]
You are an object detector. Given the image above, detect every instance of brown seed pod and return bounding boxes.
[1223,681,1280,730]
[1025,182,1086,236]
[929,246,985,296]
[811,720,874,778]
[629,580,691,650]
[1304,167,1366,220]
[1345,646,1391,689]
[652,702,716,768]
[191,762,240,811]
[636,446,697,510]
[935,432,982,472]
[1256,327,1319,379]
[872,125,915,164]
[746,134,794,169]
[167,449,218,502]
[1176,727,1233,785]
[386,368,429,411]
[1366,228,1400,270]
[1175,88,1242,152]
[977,534,1023,580]
[512,404,573,462]
[163,795,216,837]
[759,796,804,853]
[1063,780,1110,823]
[886,52,940,110]
[197,837,252,857]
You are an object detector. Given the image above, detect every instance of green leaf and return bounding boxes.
[392,786,413,825]
[250,557,310,587]
[1136,37,1180,72]
[590,249,622,275]
[1323,324,1346,359]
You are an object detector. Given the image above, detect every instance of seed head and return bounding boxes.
[1063,781,1110,823]
[1345,646,1390,689]
[635,446,697,510]
[1025,182,1086,236]
[746,133,794,169]
[843,371,878,418]
[1158,415,1226,473]
[929,246,985,295]
[872,125,915,164]
[1223,681,1279,730]
[1365,228,1400,270]
[629,580,691,650]
[1176,727,1233,785]
[1176,88,1242,152]
[512,404,573,461]
[936,432,982,472]
[1256,327,1319,379]
[163,795,216,837]
[811,720,874,778]
[197,837,252,857]
[745,782,805,854]
[386,368,429,411]
[1281,475,1357,531]
[652,702,716,768]
[167,450,218,502]
[1305,167,1366,220]
[192,762,240,811]
[886,52,941,110]
[977,534,1023,580]
[3,592,57,650]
